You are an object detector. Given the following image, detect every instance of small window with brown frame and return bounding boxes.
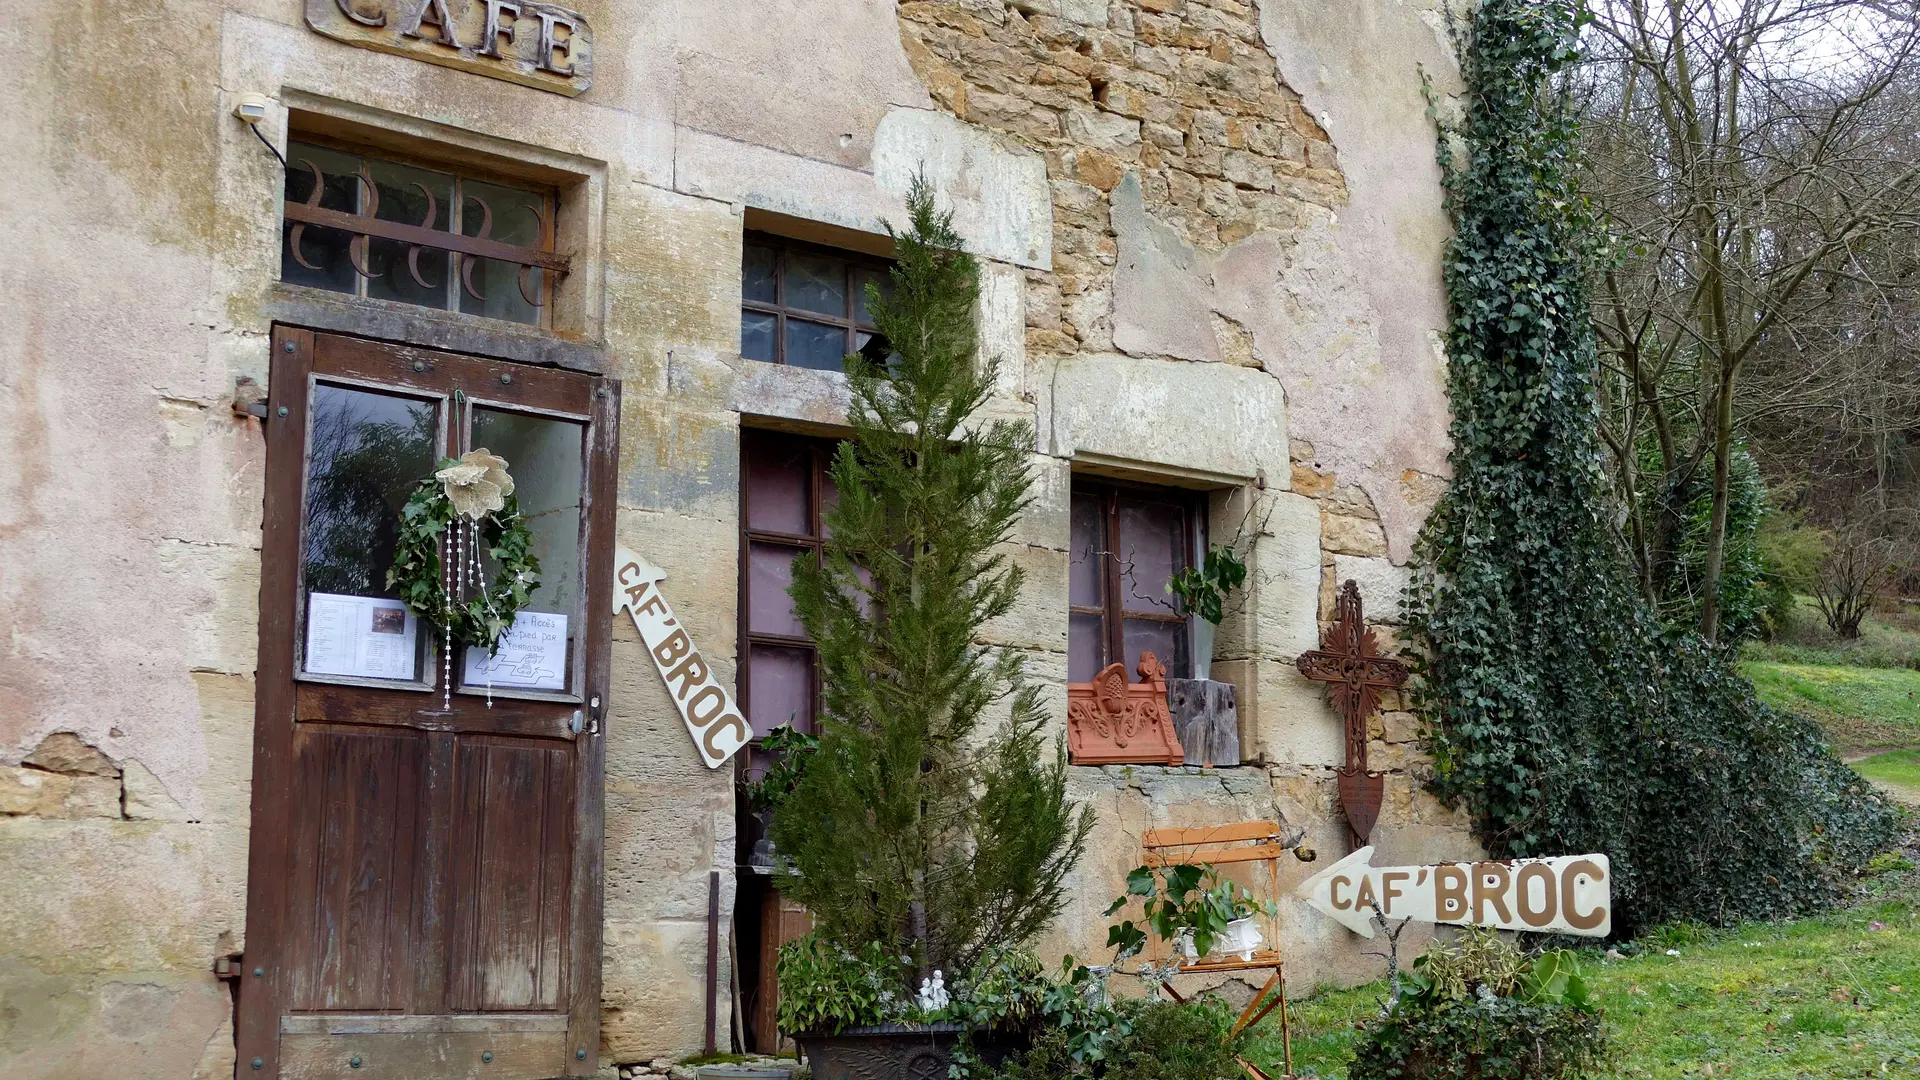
[280,137,564,328]
[1069,479,1206,684]
[738,429,841,751]
[739,232,894,370]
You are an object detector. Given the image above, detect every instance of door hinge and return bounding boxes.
[214,955,244,982]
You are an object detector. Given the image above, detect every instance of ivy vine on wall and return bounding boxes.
[1406,0,1897,934]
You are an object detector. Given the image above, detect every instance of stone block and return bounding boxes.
[122,761,191,822]
[22,733,120,777]
[1,768,120,819]
[1250,662,1342,767]
[1049,352,1287,482]
[1065,108,1143,150]
[1239,491,1321,661]
[1322,512,1388,557]
[1330,554,1412,623]
[874,108,1054,270]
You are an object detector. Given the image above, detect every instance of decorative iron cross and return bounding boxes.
[1296,581,1408,848]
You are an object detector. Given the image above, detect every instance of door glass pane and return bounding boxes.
[785,252,846,315]
[748,543,809,637]
[786,319,848,371]
[458,178,545,326]
[301,385,439,680]
[1070,611,1107,683]
[1117,500,1184,615]
[748,644,813,738]
[1123,618,1189,682]
[459,407,584,693]
[1069,492,1105,608]
[741,311,775,363]
[282,142,362,295]
[745,439,810,535]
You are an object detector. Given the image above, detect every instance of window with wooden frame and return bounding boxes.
[1069,480,1205,684]
[739,429,843,751]
[281,137,564,327]
[739,232,895,370]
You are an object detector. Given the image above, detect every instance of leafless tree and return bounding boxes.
[1575,0,1920,639]
[1815,500,1918,637]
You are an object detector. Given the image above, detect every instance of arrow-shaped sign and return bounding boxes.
[614,547,751,769]
[1296,846,1611,939]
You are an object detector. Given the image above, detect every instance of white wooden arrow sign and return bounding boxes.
[613,547,751,769]
[1296,846,1611,938]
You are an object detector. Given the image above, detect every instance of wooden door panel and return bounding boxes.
[450,737,574,1012]
[279,1029,565,1080]
[287,725,427,1013]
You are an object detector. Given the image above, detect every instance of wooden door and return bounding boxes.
[238,328,617,1080]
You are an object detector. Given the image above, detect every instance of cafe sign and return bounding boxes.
[613,548,752,770]
[307,0,592,96]
[1298,846,1612,938]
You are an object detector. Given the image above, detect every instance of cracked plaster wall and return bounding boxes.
[1,0,1470,1073]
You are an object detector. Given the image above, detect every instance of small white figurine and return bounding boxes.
[917,969,951,1011]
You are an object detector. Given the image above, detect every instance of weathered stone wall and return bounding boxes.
[0,0,1469,1074]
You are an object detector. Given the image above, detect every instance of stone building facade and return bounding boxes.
[0,0,1475,1076]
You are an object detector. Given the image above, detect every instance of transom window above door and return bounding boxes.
[739,232,894,371]
[280,139,565,327]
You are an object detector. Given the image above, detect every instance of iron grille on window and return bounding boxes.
[280,139,566,328]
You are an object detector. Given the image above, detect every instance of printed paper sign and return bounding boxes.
[305,592,418,681]
[612,547,751,768]
[1298,846,1611,938]
[464,611,568,691]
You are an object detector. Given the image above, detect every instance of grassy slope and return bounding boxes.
[1251,872,1920,1079]
[1856,750,1920,806]
[1741,662,1920,754]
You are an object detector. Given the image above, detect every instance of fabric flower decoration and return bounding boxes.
[436,448,515,520]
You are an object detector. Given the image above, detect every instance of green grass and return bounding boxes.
[1740,662,1920,754]
[1856,750,1920,805]
[1246,872,1920,1079]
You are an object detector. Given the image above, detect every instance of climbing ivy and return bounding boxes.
[1405,0,1896,934]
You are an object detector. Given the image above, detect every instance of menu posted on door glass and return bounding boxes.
[463,611,568,691]
[304,592,419,680]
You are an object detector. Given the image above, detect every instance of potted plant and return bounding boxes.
[1106,863,1275,965]
[1168,545,1247,681]
[766,179,1094,1080]
[739,723,817,869]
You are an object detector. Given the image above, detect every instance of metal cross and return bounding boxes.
[1295,580,1409,848]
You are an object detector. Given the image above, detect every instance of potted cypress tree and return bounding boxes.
[767,179,1094,1079]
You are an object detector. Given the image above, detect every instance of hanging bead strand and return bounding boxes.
[441,525,454,711]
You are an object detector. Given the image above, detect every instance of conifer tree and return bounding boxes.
[768,179,1092,989]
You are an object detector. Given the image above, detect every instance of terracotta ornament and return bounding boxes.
[1067,653,1185,766]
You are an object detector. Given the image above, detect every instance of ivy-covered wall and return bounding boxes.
[1407,0,1898,934]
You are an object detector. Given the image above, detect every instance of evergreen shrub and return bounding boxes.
[768,178,1093,1019]
[1409,0,1897,935]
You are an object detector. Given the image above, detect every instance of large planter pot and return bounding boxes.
[795,1023,966,1080]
